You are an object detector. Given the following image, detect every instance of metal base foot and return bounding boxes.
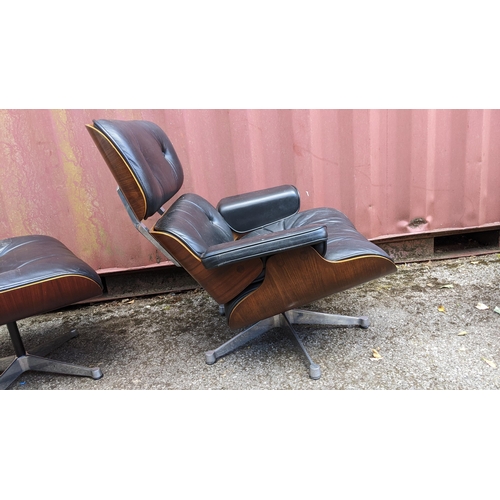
[0,355,102,390]
[205,350,217,365]
[205,308,370,379]
[1,325,103,390]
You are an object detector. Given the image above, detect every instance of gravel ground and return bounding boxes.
[2,253,500,390]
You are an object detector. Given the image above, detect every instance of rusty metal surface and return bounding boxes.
[1,109,500,271]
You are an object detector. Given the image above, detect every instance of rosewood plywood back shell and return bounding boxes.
[86,124,148,221]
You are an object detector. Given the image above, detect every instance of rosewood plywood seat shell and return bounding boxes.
[86,118,397,379]
[226,247,395,330]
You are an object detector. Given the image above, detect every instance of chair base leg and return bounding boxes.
[0,325,103,390]
[281,313,322,379]
[205,308,370,379]
[205,316,277,365]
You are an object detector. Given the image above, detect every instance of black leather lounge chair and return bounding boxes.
[0,235,104,389]
[87,119,397,379]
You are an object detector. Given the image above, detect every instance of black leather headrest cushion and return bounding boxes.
[94,119,184,219]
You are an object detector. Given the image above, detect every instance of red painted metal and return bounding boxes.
[1,109,500,271]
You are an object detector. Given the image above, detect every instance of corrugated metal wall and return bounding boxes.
[1,109,500,270]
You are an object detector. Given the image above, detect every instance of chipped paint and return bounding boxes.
[50,109,104,256]
[0,110,31,236]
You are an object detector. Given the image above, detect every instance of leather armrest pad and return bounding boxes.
[217,185,300,233]
[201,224,327,269]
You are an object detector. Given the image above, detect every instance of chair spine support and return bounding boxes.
[116,188,181,266]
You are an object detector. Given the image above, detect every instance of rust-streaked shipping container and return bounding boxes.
[1,109,499,270]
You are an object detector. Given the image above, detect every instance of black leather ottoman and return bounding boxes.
[0,235,104,389]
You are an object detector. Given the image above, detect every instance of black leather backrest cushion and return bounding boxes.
[94,119,184,219]
[154,193,235,257]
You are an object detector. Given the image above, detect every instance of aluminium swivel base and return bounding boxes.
[0,322,103,390]
[205,309,370,380]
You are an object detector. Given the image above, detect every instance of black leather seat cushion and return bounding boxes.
[242,207,390,262]
[0,235,103,324]
[0,235,101,291]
